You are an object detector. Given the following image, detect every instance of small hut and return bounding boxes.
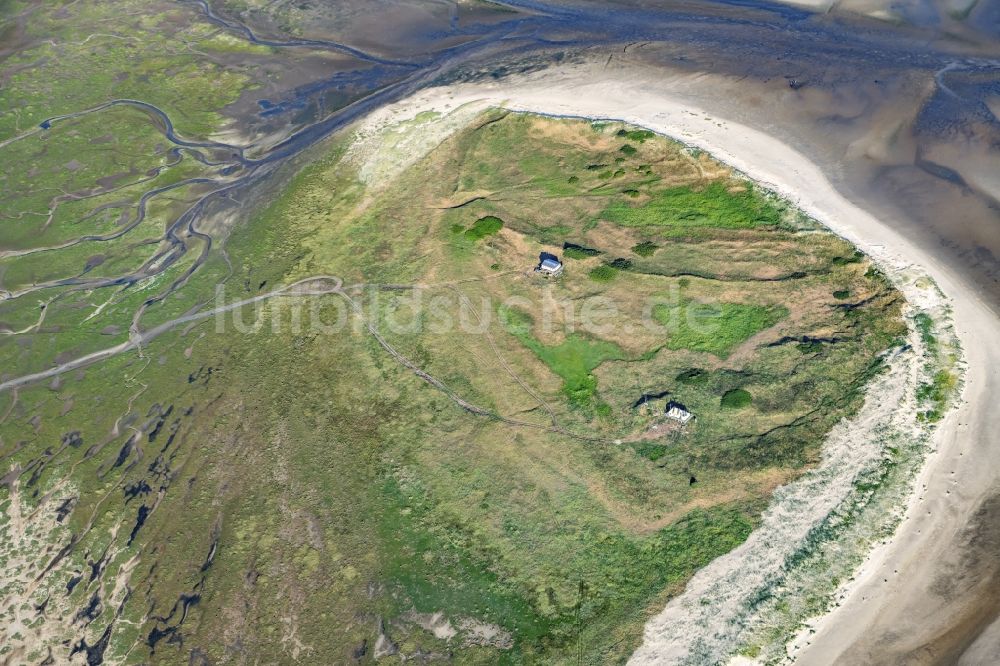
[665,400,694,424]
[535,252,563,277]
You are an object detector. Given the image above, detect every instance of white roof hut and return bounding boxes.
[665,400,694,424]
[536,255,563,276]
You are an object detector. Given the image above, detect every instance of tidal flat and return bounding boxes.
[1,0,995,663]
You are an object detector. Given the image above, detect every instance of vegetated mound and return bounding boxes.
[1,109,905,663]
[722,388,753,408]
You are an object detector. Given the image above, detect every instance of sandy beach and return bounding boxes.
[361,61,1000,663]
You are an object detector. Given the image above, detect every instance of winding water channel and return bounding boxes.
[9,0,998,343]
[2,0,998,662]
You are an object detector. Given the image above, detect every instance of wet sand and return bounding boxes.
[365,60,1000,663]
[791,304,1000,663]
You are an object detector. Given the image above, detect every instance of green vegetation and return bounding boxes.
[379,477,549,644]
[603,182,784,231]
[501,308,627,408]
[631,441,669,461]
[616,129,656,142]
[654,301,789,358]
[914,311,937,351]
[518,333,625,407]
[0,103,908,664]
[917,369,957,422]
[0,0,281,380]
[608,257,633,270]
[564,243,602,259]
[632,241,659,257]
[464,215,505,240]
[831,251,864,266]
[676,368,709,385]
[721,389,753,409]
[833,289,851,299]
[588,264,618,282]
[910,309,957,423]
[0,4,256,138]
[798,340,823,354]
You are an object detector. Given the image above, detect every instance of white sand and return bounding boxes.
[364,61,1000,663]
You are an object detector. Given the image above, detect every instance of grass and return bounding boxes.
[607,257,633,270]
[500,307,626,408]
[0,4,254,138]
[463,215,505,240]
[632,241,659,257]
[917,369,957,422]
[798,340,823,354]
[914,312,937,352]
[564,243,602,259]
[379,477,550,646]
[630,441,669,462]
[721,389,753,409]
[831,251,864,266]
[676,368,709,385]
[0,105,908,664]
[0,0,276,389]
[589,264,619,282]
[654,301,789,358]
[616,129,656,142]
[602,182,784,231]
[910,310,957,421]
[517,332,625,407]
[0,107,207,251]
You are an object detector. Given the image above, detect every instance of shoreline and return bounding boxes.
[359,61,1000,663]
